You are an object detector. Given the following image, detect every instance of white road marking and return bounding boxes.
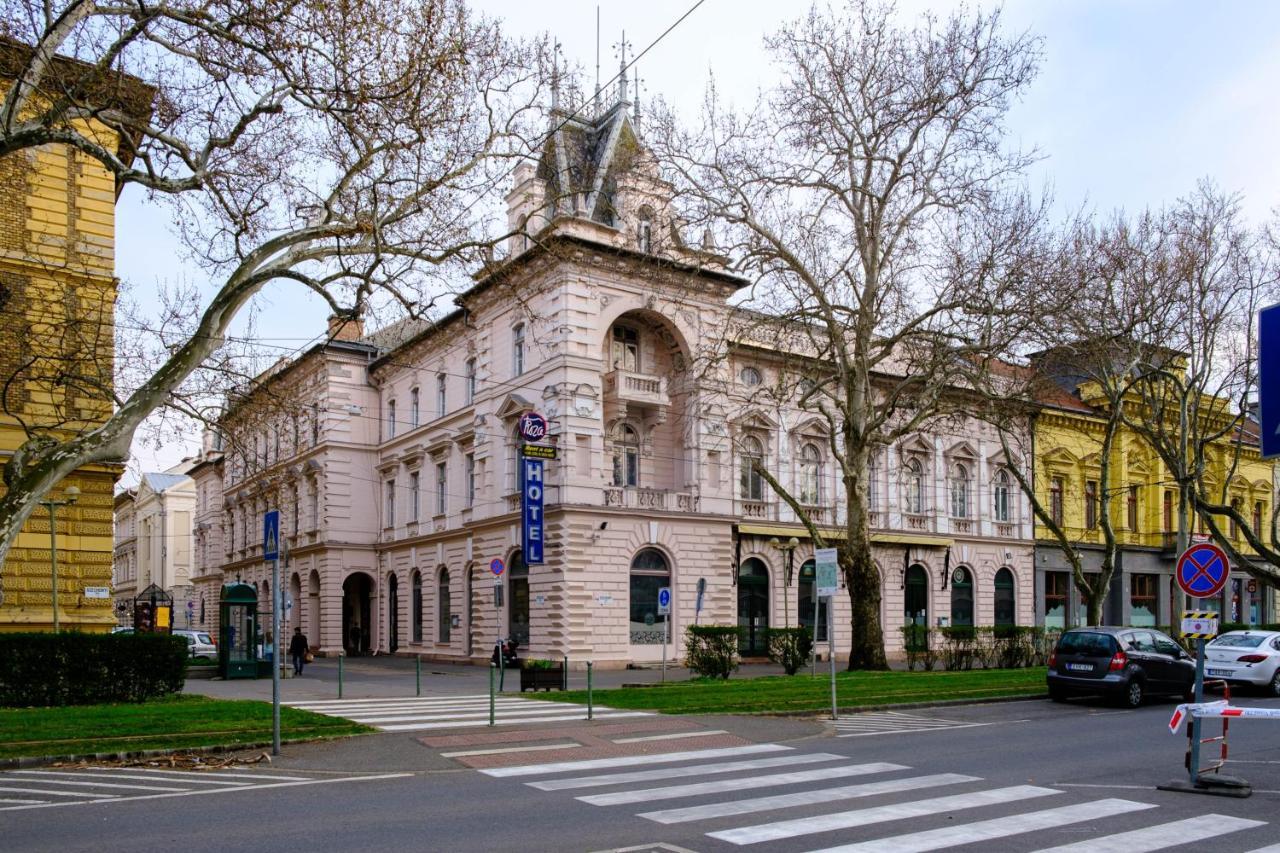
[379,710,651,731]
[481,743,791,778]
[640,773,979,824]
[707,785,1061,845]
[348,705,596,723]
[0,772,414,811]
[96,768,308,782]
[441,742,582,758]
[528,753,842,792]
[806,798,1157,853]
[294,693,495,705]
[3,773,189,792]
[578,762,908,807]
[612,730,729,744]
[0,797,45,804]
[11,770,251,787]
[832,710,994,738]
[1244,845,1280,853]
[0,786,116,799]
[1030,814,1266,852]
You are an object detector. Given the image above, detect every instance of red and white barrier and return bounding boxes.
[1169,700,1280,734]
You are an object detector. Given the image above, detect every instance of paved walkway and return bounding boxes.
[183,655,800,703]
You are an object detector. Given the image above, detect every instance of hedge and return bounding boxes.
[763,627,814,675]
[0,632,189,707]
[685,625,740,679]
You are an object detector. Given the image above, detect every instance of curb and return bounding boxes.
[0,740,276,771]
[779,692,1048,717]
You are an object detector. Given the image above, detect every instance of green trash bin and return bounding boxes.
[219,582,259,679]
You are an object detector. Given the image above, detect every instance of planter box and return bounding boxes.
[520,665,565,692]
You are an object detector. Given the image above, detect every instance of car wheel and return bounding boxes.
[1121,678,1144,709]
[1270,669,1280,698]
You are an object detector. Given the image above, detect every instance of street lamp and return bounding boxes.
[38,485,80,632]
[769,536,800,628]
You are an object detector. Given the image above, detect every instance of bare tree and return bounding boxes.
[1121,185,1280,589]
[0,0,544,574]
[651,2,1045,668]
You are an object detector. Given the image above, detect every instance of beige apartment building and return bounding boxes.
[111,469,197,627]
[192,88,1037,666]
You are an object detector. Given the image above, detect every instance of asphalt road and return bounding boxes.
[4,692,1280,853]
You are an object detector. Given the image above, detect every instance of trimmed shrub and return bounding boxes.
[763,627,814,675]
[0,632,189,707]
[684,625,740,680]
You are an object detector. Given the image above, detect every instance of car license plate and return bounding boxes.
[1207,668,1231,677]
[1065,663,1093,672]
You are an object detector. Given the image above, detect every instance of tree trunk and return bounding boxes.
[844,544,887,669]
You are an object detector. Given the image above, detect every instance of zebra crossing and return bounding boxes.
[479,743,1275,851]
[0,766,411,811]
[289,694,651,731]
[831,710,991,738]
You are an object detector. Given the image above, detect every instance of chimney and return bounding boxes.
[327,313,364,342]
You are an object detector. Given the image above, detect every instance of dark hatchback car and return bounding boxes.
[1047,627,1196,707]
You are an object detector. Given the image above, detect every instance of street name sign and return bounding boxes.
[84,586,109,599]
[1175,542,1229,599]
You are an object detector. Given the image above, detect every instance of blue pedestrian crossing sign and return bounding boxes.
[657,586,672,616]
[263,510,280,561]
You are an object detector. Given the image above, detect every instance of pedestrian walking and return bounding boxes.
[289,627,309,676]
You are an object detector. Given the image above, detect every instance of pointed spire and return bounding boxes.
[632,65,641,128]
[618,30,628,102]
[550,41,561,112]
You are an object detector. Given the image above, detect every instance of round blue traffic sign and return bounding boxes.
[658,588,671,608]
[1176,542,1229,598]
[490,558,506,576]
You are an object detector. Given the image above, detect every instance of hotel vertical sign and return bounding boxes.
[519,412,548,565]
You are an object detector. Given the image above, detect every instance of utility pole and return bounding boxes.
[39,486,80,632]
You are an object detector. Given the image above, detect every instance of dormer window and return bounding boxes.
[611,326,639,371]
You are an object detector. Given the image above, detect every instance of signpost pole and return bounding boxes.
[828,595,837,721]
[1172,542,1230,790]
[272,552,280,755]
[1189,636,1206,783]
[812,596,820,677]
[662,613,668,684]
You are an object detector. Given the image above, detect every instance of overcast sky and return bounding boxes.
[116,0,1280,483]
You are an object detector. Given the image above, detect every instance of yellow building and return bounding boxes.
[0,42,153,631]
[1030,352,1272,629]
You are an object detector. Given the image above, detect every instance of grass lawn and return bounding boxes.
[533,667,1048,715]
[0,694,372,760]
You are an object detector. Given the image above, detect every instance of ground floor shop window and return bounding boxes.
[1044,572,1068,629]
[950,566,974,628]
[994,568,1015,626]
[630,548,669,644]
[438,569,451,643]
[1130,574,1157,627]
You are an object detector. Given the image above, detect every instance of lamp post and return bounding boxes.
[38,486,80,632]
[769,536,800,628]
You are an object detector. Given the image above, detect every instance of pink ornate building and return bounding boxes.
[193,91,1036,666]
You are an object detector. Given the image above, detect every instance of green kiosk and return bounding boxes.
[218,582,259,679]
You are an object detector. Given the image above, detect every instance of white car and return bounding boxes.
[1203,630,1280,696]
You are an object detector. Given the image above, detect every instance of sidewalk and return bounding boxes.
[184,656,805,703]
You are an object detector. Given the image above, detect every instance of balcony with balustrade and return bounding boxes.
[603,369,670,412]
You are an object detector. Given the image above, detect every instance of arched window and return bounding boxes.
[740,435,765,501]
[638,212,653,253]
[994,567,1015,627]
[629,549,670,645]
[797,558,829,638]
[949,462,970,518]
[798,443,822,505]
[950,565,974,628]
[904,458,924,514]
[438,568,451,643]
[518,214,530,252]
[993,469,1012,522]
[411,570,423,643]
[612,423,640,487]
[512,323,525,375]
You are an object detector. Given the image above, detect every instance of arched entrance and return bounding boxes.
[388,573,400,653]
[950,566,974,628]
[307,570,321,647]
[342,572,374,655]
[507,550,529,648]
[738,558,770,656]
[904,564,928,651]
[994,567,1015,626]
[289,573,302,636]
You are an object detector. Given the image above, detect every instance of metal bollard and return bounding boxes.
[586,660,594,721]
[338,652,344,699]
[489,662,496,727]
[563,655,569,691]
[416,655,422,697]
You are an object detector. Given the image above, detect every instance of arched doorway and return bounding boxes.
[738,558,770,656]
[289,573,302,637]
[994,567,1015,627]
[950,566,974,628]
[388,573,400,653]
[507,550,529,648]
[307,570,321,647]
[904,564,928,652]
[342,573,374,655]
